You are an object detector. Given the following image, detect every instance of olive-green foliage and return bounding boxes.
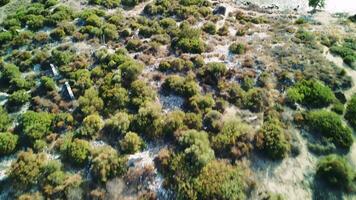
[178,129,214,169]
[0,132,18,155]
[305,110,353,149]
[0,106,12,131]
[256,117,290,160]
[91,146,127,183]
[78,87,104,116]
[200,62,227,85]
[184,112,203,130]
[121,0,143,7]
[126,39,142,52]
[202,22,216,34]
[129,80,157,108]
[158,58,193,72]
[242,88,268,112]
[241,76,254,91]
[294,29,315,44]
[119,60,143,83]
[331,101,344,115]
[64,139,91,166]
[132,102,164,139]
[0,0,10,6]
[19,111,53,141]
[41,160,82,198]
[33,139,47,152]
[89,0,121,8]
[7,90,30,107]
[330,38,356,68]
[316,154,355,191]
[101,86,129,111]
[40,76,56,91]
[188,94,215,113]
[9,151,46,187]
[76,114,104,139]
[162,75,200,97]
[212,118,251,153]
[0,31,12,44]
[195,160,247,200]
[203,110,222,133]
[229,43,246,54]
[119,132,144,154]
[175,23,205,53]
[51,49,74,66]
[163,110,185,137]
[106,112,130,136]
[309,0,325,9]
[345,94,356,129]
[0,63,21,84]
[286,79,335,108]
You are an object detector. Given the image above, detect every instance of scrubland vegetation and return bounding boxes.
[0,0,355,199]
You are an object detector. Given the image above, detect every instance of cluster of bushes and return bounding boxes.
[330,38,356,68]
[173,22,205,54]
[88,0,121,8]
[256,113,290,160]
[162,75,200,97]
[304,110,353,150]
[316,154,355,191]
[345,94,356,129]
[229,43,246,54]
[286,79,335,108]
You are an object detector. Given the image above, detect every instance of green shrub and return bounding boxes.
[9,151,46,187]
[89,0,121,8]
[345,94,356,129]
[203,110,222,133]
[305,110,353,149]
[177,37,205,54]
[40,76,56,91]
[121,0,143,7]
[132,102,164,139]
[163,110,185,137]
[229,43,246,54]
[78,87,104,116]
[212,118,251,154]
[162,75,200,97]
[0,132,18,155]
[91,146,127,182]
[33,139,47,152]
[0,31,13,44]
[188,94,215,113]
[316,154,354,191]
[195,160,247,200]
[286,79,335,108]
[295,29,315,43]
[0,106,12,131]
[200,62,227,85]
[76,114,104,139]
[242,88,268,112]
[256,117,290,160]
[106,112,130,136]
[7,90,30,108]
[0,0,10,6]
[130,80,157,108]
[19,111,53,141]
[119,132,144,154]
[331,101,345,115]
[126,39,142,52]
[202,22,216,35]
[184,112,203,130]
[119,60,143,83]
[65,139,91,166]
[178,129,214,169]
